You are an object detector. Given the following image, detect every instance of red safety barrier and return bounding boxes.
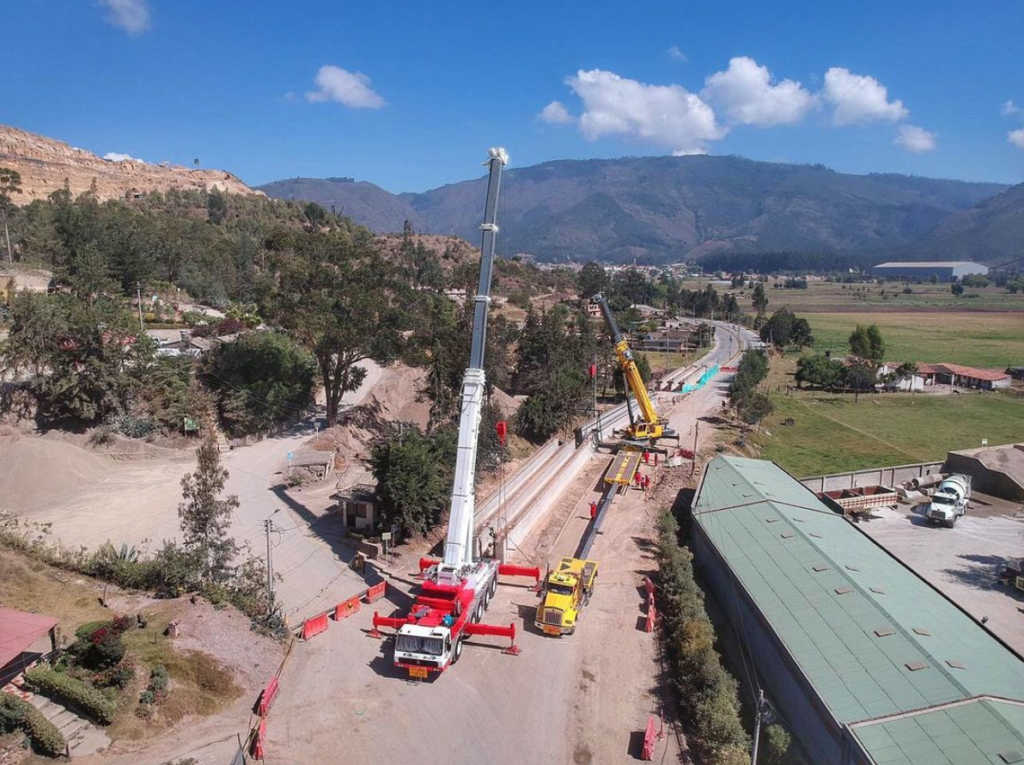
[641,715,657,760]
[258,676,279,716]
[498,563,541,582]
[643,576,655,596]
[334,595,361,621]
[721,366,737,372]
[645,604,657,633]
[251,717,267,760]
[647,591,656,611]
[301,612,329,640]
[365,580,387,604]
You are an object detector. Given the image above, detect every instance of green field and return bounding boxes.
[755,383,1024,478]
[804,312,1024,369]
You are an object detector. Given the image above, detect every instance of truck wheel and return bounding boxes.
[489,577,497,597]
[452,637,464,663]
[472,603,483,623]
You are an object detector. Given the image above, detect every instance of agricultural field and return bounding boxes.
[681,277,1024,314]
[805,311,1024,369]
[641,350,695,374]
[753,358,1024,477]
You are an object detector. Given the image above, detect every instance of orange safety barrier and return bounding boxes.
[645,604,657,633]
[643,576,655,596]
[721,366,737,372]
[258,676,279,716]
[641,716,657,760]
[301,612,329,640]
[365,581,387,604]
[334,595,361,621]
[251,717,267,760]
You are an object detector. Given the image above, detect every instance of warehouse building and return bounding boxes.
[692,456,1024,765]
[871,261,989,280]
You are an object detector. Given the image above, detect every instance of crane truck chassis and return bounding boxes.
[371,148,542,680]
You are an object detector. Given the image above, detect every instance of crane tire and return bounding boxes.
[453,637,464,663]
[489,577,498,597]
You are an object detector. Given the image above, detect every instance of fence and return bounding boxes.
[799,461,945,493]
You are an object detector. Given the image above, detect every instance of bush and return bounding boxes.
[149,665,169,694]
[24,667,118,725]
[656,511,749,762]
[0,691,67,757]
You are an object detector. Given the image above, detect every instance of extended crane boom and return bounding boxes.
[442,147,507,574]
[593,292,675,445]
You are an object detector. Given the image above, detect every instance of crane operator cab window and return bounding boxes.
[396,634,444,656]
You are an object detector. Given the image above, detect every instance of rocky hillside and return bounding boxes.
[260,155,1008,263]
[0,124,256,202]
[906,181,1024,263]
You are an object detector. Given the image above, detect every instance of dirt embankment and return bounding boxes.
[0,123,257,202]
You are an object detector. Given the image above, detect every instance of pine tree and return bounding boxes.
[178,435,239,583]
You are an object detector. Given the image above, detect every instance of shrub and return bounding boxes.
[24,667,118,725]
[0,691,67,757]
[139,689,156,706]
[656,511,749,762]
[149,665,169,694]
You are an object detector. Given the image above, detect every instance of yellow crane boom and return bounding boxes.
[593,293,676,444]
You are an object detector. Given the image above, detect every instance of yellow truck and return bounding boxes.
[535,557,599,636]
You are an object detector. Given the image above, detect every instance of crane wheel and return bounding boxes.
[453,637,464,663]
[473,603,483,623]
[489,577,497,597]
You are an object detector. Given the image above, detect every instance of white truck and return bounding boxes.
[924,474,971,527]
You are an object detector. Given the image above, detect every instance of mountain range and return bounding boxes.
[258,155,1020,264]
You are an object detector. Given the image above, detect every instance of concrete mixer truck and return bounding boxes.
[924,474,971,528]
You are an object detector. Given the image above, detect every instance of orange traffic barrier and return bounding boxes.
[641,715,657,760]
[258,676,279,716]
[301,612,329,640]
[365,581,387,604]
[334,595,361,621]
[251,717,267,759]
[645,604,657,633]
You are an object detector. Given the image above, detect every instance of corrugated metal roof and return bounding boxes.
[873,262,987,268]
[694,457,1024,762]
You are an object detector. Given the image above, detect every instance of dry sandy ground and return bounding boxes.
[857,504,1024,655]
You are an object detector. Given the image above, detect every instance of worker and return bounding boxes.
[589,501,597,520]
[634,470,642,488]
[643,451,650,465]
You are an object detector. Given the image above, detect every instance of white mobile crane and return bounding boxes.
[371,149,539,680]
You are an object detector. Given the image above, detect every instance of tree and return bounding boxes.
[795,354,843,389]
[370,426,456,536]
[178,436,239,584]
[577,261,609,298]
[204,331,316,436]
[0,168,23,262]
[260,232,409,427]
[843,361,877,401]
[951,282,965,296]
[2,290,151,423]
[751,282,769,327]
[849,323,884,364]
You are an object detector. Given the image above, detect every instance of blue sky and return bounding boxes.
[4,0,1024,191]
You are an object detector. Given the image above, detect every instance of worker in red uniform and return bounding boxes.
[589,501,597,520]
[634,470,642,488]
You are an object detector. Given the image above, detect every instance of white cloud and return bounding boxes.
[822,67,908,125]
[99,0,151,35]
[305,65,385,109]
[103,152,143,163]
[668,45,688,62]
[701,56,816,127]
[894,125,936,153]
[1003,100,1020,116]
[1009,129,1024,149]
[540,101,574,125]
[565,69,725,155]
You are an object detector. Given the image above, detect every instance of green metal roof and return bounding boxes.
[694,456,1024,763]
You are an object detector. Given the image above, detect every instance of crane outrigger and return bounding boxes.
[371,148,539,679]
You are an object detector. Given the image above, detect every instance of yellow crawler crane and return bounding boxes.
[592,293,676,446]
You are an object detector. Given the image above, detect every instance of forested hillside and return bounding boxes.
[260,155,1007,263]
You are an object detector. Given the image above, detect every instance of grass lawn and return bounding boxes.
[805,311,1024,369]
[641,350,694,373]
[753,357,1024,477]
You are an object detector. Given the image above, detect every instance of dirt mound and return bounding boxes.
[0,436,116,511]
[362,365,431,428]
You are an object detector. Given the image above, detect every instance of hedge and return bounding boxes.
[24,667,117,725]
[656,511,749,764]
[0,692,66,757]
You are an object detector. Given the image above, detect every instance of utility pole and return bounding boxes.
[135,282,144,333]
[750,689,776,765]
[691,421,699,477]
[264,519,275,609]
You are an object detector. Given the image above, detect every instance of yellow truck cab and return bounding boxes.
[535,557,598,636]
